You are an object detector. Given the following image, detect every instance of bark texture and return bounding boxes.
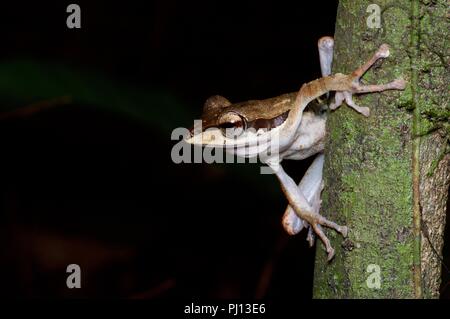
[313,0,449,298]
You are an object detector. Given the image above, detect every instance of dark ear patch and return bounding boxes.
[203,95,231,113]
[248,110,290,130]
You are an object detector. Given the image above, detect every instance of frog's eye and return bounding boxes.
[218,112,247,138]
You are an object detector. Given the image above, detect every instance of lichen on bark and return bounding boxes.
[312,0,449,299]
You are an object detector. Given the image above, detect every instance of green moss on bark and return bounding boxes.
[314,0,415,298]
[313,0,449,299]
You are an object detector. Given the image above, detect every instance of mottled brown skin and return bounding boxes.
[199,72,357,137]
[200,92,324,131]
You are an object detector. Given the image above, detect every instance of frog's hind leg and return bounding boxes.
[281,153,324,236]
[273,154,347,261]
[281,206,306,235]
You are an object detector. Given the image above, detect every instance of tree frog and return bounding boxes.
[185,37,406,260]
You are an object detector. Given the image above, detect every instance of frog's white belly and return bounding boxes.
[279,112,326,160]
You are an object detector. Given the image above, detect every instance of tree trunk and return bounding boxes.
[313,0,449,298]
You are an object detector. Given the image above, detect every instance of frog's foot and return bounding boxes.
[284,212,347,261]
[306,224,315,247]
[330,91,371,117]
[309,214,348,261]
[312,224,334,260]
[330,44,407,117]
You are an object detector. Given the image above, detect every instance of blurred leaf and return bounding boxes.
[0,60,191,133]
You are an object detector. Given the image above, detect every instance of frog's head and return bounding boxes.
[185,94,294,157]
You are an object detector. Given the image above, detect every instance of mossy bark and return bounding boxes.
[313,0,449,298]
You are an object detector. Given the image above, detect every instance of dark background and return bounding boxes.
[0,0,448,300]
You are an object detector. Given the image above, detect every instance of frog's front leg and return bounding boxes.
[268,160,347,261]
[329,44,406,117]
